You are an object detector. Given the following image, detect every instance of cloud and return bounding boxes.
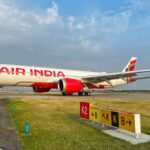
[130,0,144,10]
[78,36,101,52]
[67,16,84,30]
[66,8,132,34]
[0,0,149,65]
[100,10,132,33]
[0,1,30,28]
[34,1,62,25]
[0,0,147,54]
[0,1,61,47]
[0,0,105,56]
[0,1,62,30]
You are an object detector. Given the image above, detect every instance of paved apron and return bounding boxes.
[0,99,22,150]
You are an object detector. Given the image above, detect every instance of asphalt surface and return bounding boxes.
[0,99,22,150]
[3,90,150,101]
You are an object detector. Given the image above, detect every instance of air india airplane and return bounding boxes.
[0,57,150,96]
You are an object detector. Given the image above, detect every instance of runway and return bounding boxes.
[1,90,150,101]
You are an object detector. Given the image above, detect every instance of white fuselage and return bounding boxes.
[0,64,126,88]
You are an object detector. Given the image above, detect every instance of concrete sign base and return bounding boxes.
[102,128,150,145]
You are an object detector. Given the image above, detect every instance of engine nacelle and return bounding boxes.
[32,87,50,93]
[58,78,83,94]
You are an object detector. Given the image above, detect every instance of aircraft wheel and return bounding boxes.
[87,92,91,96]
[62,92,66,96]
[78,92,83,96]
[85,92,90,96]
[68,93,73,96]
[78,92,90,96]
[62,92,73,96]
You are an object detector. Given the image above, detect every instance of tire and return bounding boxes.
[78,92,83,96]
[62,92,66,95]
[62,92,73,96]
[85,92,90,96]
[78,92,90,96]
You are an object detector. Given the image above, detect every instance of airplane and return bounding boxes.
[0,57,150,96]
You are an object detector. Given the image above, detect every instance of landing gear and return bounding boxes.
[78,92,83,96]
[62,92,90,96]
[85,92,90,96]
[78,91,91,96]
[62,92,66,96]
[62,92,73,96]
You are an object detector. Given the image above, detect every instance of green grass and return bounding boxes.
[6,97,150,150]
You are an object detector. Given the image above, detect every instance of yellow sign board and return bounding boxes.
[80,102,141,135]
[101,109,112,126]
[119,113,135,132]
[101,109,136,133]
[89,107,101,123]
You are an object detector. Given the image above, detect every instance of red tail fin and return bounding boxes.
[122,57,137,83]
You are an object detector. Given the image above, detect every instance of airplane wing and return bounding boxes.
[82,69,150,83]
[133,76,150,80]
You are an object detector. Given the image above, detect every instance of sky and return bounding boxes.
[0,0,150,90]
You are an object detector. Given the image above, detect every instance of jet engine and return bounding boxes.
[58,78,83,94]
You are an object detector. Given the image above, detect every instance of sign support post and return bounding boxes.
[134,114,141,138]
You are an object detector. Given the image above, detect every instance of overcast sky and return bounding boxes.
[0,0,150,90]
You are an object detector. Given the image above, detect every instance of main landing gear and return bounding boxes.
[78,91,91,96]
[61,92,91,96]
[62,92,73,96]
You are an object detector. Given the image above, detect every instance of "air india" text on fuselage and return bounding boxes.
[0,66,65,77]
